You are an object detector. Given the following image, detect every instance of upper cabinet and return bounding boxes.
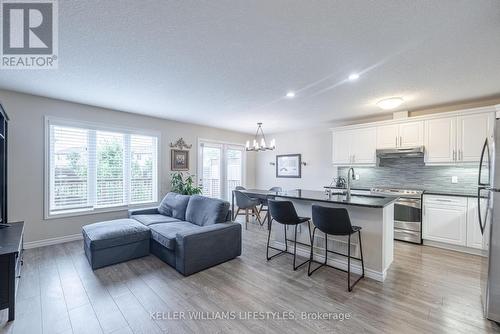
[332,106,497,167]
[424,117,456,163]
[425,112,494,165]
[376,122,423,149]
[332,127,376,165]
[332,130,352,165]
[457,113,494,162]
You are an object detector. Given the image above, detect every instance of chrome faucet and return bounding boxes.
[346,167,355,201]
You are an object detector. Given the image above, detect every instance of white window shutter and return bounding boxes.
[50,125,90,213]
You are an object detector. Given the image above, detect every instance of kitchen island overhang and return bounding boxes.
[269,190,396,282]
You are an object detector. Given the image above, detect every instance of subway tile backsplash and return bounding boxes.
[337,158,479,194]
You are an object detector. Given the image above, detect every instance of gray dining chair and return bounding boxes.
[233,190,262,229]
[235,186,246,190]
[258,187,283,225]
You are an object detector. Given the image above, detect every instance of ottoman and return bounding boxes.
[82,218,150,269]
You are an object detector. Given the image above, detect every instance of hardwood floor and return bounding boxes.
[1,222,499,334]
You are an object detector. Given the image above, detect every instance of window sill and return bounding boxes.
[44,202,158,221]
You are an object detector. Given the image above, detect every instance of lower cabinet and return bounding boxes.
[422,196,467,246]
[423,195,488,251]
[467,197,488,249]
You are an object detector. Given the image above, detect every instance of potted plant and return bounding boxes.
[170,172,202,195]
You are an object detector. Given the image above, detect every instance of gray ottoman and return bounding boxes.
[82,218,150,269]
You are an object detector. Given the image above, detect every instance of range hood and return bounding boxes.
[376,146,425,159]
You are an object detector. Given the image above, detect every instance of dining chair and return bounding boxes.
[233,190,262,229]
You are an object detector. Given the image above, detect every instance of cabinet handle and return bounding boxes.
[453,150,456,161]
[400,136,402,147]
[395,137,398,147]
[459,150,462,161]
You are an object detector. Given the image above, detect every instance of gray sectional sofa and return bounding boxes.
[82,193,242,276]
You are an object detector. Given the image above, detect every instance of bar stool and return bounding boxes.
[308,205,365,292]
[267,199,312,270]
[258,187,282,225]
[233,190,262,229]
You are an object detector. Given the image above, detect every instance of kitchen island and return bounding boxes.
[267,189,396,282]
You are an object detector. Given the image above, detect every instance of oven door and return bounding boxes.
[394,197,422,243]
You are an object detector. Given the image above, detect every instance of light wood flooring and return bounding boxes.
[1,222,499,334]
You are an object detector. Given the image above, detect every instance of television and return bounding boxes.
[0,104,8,227]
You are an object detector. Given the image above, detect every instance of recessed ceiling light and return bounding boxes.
[286,91,295,98]
[348,73,360,81]
[377,97,405,110]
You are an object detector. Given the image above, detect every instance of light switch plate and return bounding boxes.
[452,176,458,183]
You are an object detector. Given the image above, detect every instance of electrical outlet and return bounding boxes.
[452,176,458,184]
[355,174,360,180]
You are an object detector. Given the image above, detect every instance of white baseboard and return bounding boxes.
[24,233,83,249]
[272,241,386,282]
[423,240,486,256]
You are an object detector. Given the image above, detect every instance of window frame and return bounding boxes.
[197,138,247,201]
[44,116,161,220]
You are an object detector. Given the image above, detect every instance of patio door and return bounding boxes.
[198,140,245,201]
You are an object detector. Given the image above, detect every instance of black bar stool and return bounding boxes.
[308,205,365,292]
[267,199,312,270]
[258,187,282,225]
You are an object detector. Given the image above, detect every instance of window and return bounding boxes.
[47,119,158,217]
[198,140,245,201]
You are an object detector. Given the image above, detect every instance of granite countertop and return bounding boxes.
[275,189,397,208]
[423,190,477,198]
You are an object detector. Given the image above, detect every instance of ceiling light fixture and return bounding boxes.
[377,97,405,110]
[286,91,296,98]
[245,123,276,152]
[348,73,360,81]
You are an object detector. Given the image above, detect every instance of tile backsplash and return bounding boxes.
[337,158,479,194]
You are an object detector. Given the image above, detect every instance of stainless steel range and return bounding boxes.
[370,187,423,244]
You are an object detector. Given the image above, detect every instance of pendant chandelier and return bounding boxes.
[245,122,276,151]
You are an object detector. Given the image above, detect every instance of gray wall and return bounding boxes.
[338,158,479,195]
[1,89,255,244]
[255,127,336,191]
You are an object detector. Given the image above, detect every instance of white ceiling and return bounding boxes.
[1,0,500,133]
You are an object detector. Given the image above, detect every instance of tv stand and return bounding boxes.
[0,222,23,321]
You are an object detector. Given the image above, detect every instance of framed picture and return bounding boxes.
[276,154,301,178]
[171,149,189,171]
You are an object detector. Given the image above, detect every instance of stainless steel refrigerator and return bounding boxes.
[478,117,500,323]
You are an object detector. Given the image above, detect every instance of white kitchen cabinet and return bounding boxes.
[399,122,424,148]
[350,127,377,164]
[332,130,352,164]
[467,197,488,250]
[376,122,423,149]
[424,112,493,164]
[376,124,399,149]
[422,195,467,246]
[332,127,376,165]
[424,117,456,164]
[457,113,494,162]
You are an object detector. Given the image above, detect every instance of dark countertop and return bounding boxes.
[0,222,24,256]
[274,189,397,208]
[423,191,477,198]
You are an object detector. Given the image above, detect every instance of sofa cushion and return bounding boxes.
[158,192,191,220]
[185,195,230,226]
[82,219,150,251]
[132,214,181,226]
[149,222,199,250]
